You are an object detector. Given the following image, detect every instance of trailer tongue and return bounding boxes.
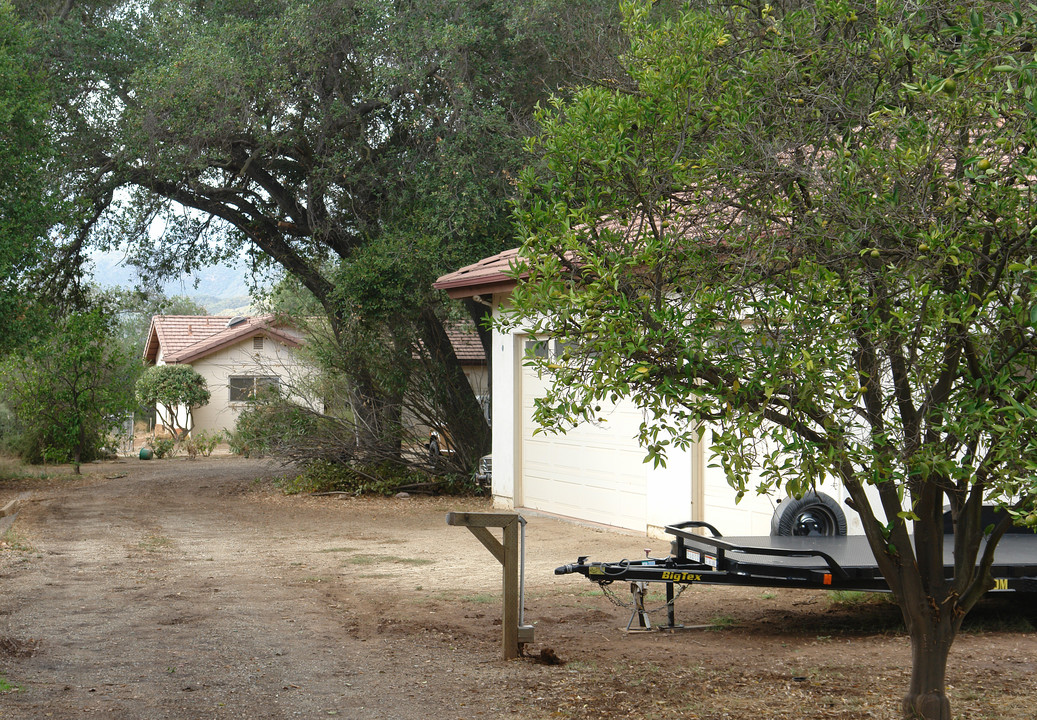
[556,520,1037,629]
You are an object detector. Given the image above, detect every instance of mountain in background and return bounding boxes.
[88,251,264,315]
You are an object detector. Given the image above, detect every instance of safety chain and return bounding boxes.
[596,579,690,614]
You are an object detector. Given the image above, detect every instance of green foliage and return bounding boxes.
[826,591,894,608]
[706,615,737,632]
[189,429,223,457]
[112,289,208,357]
[515,0,1037,558]
[135,365,210,437]
[0,673,19,693]
[23,0,633,473]
[277,459,482,497]
[512,3,1037,717]
[0,404,24,457]
[149,438,176,459]
[0,304,136,469]
[436,473,488,497]
[225,430,250,458]
[229,400,316,458]
[0,0,63,350]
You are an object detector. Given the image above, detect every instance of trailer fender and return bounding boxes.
[771,492,848,537]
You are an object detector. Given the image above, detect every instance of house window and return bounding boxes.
[524,338,571,360]
[229,376,280,402]
[253,336,265,351]
[524,339,550,359]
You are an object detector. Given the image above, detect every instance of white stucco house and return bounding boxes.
[435,250,873,539]
[142,314,312,436]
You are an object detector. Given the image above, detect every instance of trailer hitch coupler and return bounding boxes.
[555,556,589,575]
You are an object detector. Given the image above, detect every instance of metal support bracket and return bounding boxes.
[627,582,651,630]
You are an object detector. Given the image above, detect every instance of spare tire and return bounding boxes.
[771,492,847,537]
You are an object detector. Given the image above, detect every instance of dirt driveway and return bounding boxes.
[1,456,1035,720]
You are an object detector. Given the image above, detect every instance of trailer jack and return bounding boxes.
[613,580,688,632]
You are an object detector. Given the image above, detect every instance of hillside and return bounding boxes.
[87,251,260,315]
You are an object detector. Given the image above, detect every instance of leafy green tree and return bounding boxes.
[511,2,1037,718]
[0,0,62,349]
[135,365,211,439]
[19,0,632,472]
[1,304,136,471]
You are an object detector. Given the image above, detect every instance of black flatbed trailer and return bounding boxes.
[556,521,1037,595]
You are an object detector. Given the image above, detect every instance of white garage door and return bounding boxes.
[517,339,650,532]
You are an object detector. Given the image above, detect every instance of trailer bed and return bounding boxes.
[556,521,1037,594]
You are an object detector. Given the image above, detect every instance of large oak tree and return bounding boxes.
[0,0,65,348]
[20,0,629,471]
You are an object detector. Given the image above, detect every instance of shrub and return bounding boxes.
[278,461,424,496]
[0,306,136,470]
[150,438,176,459]
[437,473,486,497]
[0,404,22,455]
[192,429,223,457]
[226,429,251,458]
[231,401,319,458]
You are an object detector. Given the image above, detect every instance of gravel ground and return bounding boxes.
[1,455,1035,720]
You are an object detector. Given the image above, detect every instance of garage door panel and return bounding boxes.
[520,473,646,528]
[519,355,649,532]
[524,439,645,480]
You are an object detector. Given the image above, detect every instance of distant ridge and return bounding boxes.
[88,251,264,314]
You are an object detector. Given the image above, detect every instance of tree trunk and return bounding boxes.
[840,476,965,720]
[462,298,493,372]
[462,296,493,419]
[73,428,83,475]
[416,305,491,472]
[900,603,957,720]
[350,374,405,460]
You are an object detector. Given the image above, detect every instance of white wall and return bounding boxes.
[157,335,314,436]
[492,296,699,538]
[489,293,883,538]
[490,295,518,509]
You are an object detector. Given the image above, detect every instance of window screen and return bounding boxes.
[229,376,280,402]
[524,339,549,358]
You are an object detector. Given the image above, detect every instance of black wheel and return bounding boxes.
[771,492,847,537]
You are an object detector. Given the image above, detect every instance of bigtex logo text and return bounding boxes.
[660,571,702,582]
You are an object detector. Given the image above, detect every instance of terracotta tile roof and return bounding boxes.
[433,248,524,299]
[445,323,486,364]
[143,315,303,364]
[435,200,730,301]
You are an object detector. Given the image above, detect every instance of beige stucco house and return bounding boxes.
[142,315,312,436]
[142,314,489,440]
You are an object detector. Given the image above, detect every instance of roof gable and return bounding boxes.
[143,315,303,364]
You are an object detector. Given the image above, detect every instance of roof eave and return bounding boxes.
[169,325,303,364]
[437,277,519,300]
[142,317,161,363]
